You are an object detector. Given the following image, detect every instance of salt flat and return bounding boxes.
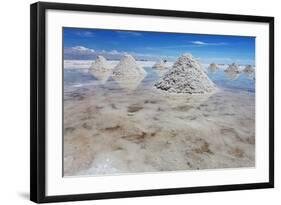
[63,63,255,176]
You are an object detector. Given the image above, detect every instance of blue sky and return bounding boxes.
[64,27,255,65]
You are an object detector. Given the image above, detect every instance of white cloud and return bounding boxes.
[191,41,207,45]
[190,41,228,46]
[74,31,95,37]
[116,31,142,36]
[108,50,120,55]
[64,46,131,60]
[72,46,95,52]
[64,46,175,61]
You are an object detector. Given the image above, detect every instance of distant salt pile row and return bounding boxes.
[88,54,147,90]
[154,54,216,94]
[88,56,112,82]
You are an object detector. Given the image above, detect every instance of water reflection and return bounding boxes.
[65,64,255,94]
[113,74,145,91]
[224,70,240,80]
[244,73,255,80]
[88,69,112,83]
[208,63,219,73]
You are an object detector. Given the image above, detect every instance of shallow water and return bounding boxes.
[63,66,255,176]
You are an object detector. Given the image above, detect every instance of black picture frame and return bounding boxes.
[30,1,274,203]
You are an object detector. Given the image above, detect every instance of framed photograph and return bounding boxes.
[30,2,274,203]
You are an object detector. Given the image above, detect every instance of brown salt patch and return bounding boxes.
[229,147,244,158]
[193,141,213,154]
[104,125,121,131]
[150,132,157,137]
[246,135,255,144]
[220,127,243,141]
[82,122,92,130]
[127,104,143,113]
[144,100,158,104]
[64,127,75,134]
[153,116,159,121]
[174,105,193,111]
[112,145,124,151]
[111,104,117,109]
[69,92,86,101]
[157,107,164,112]
[121,132,147,144]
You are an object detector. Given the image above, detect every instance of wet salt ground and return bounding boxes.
[63,66,255,176]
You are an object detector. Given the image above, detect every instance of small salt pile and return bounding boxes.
[243,65,255,74]
[112,54,146,78]
[154,54,216,94]
[225,63,240,73]
[88,56,112,82]
[224,63,241,80]
[112,54,146,90]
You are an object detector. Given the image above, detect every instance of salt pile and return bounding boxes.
[208,63,219,73]
[224,63,240,80]
[112,54,147,90]
[154,54,216,94]
[112,54,146,78]
[88,56,112,82]
[243,65,255,74]
[225,63,240,73]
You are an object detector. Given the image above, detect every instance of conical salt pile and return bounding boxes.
[225,63,240,73]
[243,65,255,74]
[154,54,216,94]
[112,54,146,78]
[112,54,146,91]
[88,56,112,82]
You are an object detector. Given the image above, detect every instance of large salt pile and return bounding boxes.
[208,63,219,73]
[243,65,255,74]
[88,56,112,82]
[112,54,147,90]
[154,54,216,94]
